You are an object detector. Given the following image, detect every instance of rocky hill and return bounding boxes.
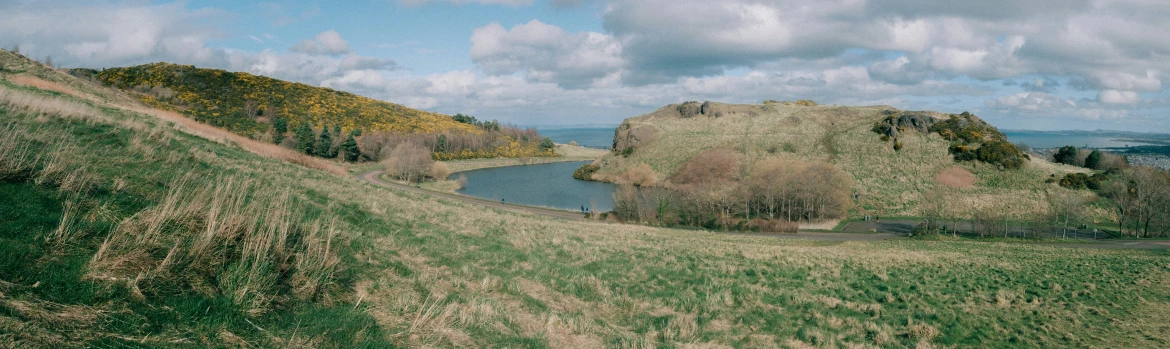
[592,101,1094,218]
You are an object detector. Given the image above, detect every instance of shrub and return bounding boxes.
[621,163,658,187]
[671,148,740,186]
[382,142,434,183]
[430,161,450,180]
[976,140,1027,169]
[1059,173,1089,190]
[573,164,600,181]
[746,219,799,234]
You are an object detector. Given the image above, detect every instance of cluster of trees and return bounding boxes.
[359,124,557,162]
[276,121,363,161]
[1053,146,1127,170]
[611,148,852,232]
[915,188,1092,240]
[1103,167,1170,237]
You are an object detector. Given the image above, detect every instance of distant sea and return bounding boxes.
[1002,131,1158,149]
[536,127,1159,151]
[537,127,615,149]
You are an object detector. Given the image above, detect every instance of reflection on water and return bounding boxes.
[452,161,617,212]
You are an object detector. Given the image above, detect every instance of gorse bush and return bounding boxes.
[78,63,476,136]
[572,163,600,181]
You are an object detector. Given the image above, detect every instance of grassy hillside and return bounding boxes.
[71,63,477,137]
[593,102,1101,220]
[2,49,1169,348]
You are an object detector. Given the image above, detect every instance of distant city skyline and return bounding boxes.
[2,0,1168,131]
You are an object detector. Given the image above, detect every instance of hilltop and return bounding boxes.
[70,63,477,137]
[2,49,1168,348]
[591,101,1098,220]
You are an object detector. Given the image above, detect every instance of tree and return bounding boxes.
[1054,146,1079,166]
[1049,191,1085,239]
[539,137,555,153]
[436,134,448,153]
[295,123,315,155]
[1085,150,1104,170]
[341,133,360,162]
[316,127,335,158]
[381,142,434,183]
[272,117,288,144]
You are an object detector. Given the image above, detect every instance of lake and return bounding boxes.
[452,161,617,212]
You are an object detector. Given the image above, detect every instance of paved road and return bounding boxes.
[357,170,1168,250]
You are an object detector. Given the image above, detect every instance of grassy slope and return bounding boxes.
[594,102,1101,220]
[75,63,477,137]
[2,51,1168,348]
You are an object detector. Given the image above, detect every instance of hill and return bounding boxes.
[591,101,1100,220]
[2,49,1168,348]
[70,63,476,137]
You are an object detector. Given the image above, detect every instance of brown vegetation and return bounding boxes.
[670,148,740,186]
[612,150,852,231]
[935,167,976,189]
[619,163,658,187]
[381,142,435,183]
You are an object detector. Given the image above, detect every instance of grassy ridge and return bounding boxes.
[595,102,1097,220]
[2,50,1169,348]
[73,63,476,137]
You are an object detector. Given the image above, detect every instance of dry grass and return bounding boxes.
[121,105,346,175]
[88,176,343,316]
[936,166,976,189]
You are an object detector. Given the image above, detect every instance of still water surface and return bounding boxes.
[453,161,616,212]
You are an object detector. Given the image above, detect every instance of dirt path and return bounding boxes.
[357,170,1168,250]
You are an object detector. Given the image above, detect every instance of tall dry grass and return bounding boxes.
[88,176,343,315]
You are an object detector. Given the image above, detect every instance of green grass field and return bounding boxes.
[2,50,1168,348]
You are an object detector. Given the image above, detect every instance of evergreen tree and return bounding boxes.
[342,133,360,162]
[1085,150,1104,170]
[272,117,288,144]
[437,134,448,153]
[539,137,555,152]
[1054,146,1079,166]
[295,123,315,155]
[317,127,335,158]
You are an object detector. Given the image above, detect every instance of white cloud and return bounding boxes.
[470,20,624,88]
[289,30,352,56]
[1098,90,1141,104]
[0,1,229,68]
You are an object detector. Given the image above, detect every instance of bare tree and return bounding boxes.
[381,142,434,183]
[1048,191,1085,239]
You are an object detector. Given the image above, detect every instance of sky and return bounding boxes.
[2,0,1169,131]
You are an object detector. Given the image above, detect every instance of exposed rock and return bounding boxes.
[676,101,702,118]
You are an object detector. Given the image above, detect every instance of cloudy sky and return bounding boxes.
[3,0,1169,131]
